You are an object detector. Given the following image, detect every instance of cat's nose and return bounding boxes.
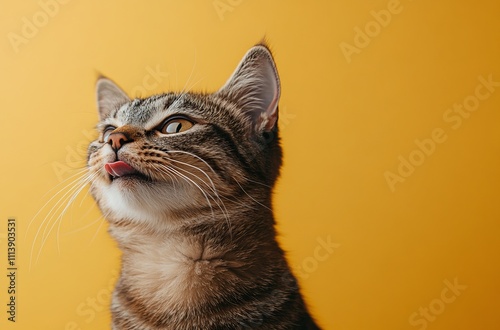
[108,132,131,151]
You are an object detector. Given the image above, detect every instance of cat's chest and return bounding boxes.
[118,230,234,310]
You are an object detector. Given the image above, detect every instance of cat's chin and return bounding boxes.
[108,173,150,185]
[95,177,195,223]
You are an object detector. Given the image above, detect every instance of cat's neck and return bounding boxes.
[108,203,285,315]
[108,200,277,256]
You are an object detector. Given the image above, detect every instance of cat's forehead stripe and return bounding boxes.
[112,94,209,130]
[143,105,179,130]
[116,94,172,126]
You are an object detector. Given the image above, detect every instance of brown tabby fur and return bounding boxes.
[87,43,321,329]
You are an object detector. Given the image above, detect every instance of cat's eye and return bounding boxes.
[159,118,194,135]
[103,126,116,142]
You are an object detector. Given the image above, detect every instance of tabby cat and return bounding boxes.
[87,43,321,329]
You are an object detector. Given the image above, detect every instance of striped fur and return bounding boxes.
[88,44,321,329]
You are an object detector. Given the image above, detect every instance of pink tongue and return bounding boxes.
[105,161,137,177]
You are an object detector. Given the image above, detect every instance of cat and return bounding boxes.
[87,43,321,330]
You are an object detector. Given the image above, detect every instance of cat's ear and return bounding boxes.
[95,77,130,120]
[216,44,280,132]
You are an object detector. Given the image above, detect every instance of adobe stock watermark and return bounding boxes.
[339,0,418,64]
[277,106,297,130]
[295,235,340,280]
[64,270,118,330]
[384,74,500,192]
[130,65,170,98]
[7,0,74,54]
[52,129,95,182]
[213,0,244,21]
[408,277,467,330]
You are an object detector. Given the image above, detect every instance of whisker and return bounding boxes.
[173,57,178,90]
[167,158,218,195]
[29,171,96,270]
[165,150,219,179]
[42,172,96,241]
[63,213,103,236]
[79,177,94,207]
[179,47,197,96]
[167,49,206,112]
[148,163,182,191]
[154,151,233,238]
[153,164,217,220]
[30,171,90,255]
[233,177,272,212]
[244,177,272,189]
[54,172,98,251]
[89,215,106,246]
[26,168,88,239]
[165,151,272,211]
[41,168,88,198]
[169,163,229,220]
[168,75,205,113]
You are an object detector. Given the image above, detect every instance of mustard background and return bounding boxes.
[1,1,500,329]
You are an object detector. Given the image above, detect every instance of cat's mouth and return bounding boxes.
[105,161,147,181]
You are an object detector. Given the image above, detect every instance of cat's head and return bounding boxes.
[87,44,282,224]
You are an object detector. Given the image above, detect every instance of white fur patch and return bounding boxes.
[100,179,194,225]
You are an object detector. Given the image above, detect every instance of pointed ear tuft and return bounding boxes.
[217,44,280,132]
[96,77,130,121]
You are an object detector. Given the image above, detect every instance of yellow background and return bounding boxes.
[1,1,500,329]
